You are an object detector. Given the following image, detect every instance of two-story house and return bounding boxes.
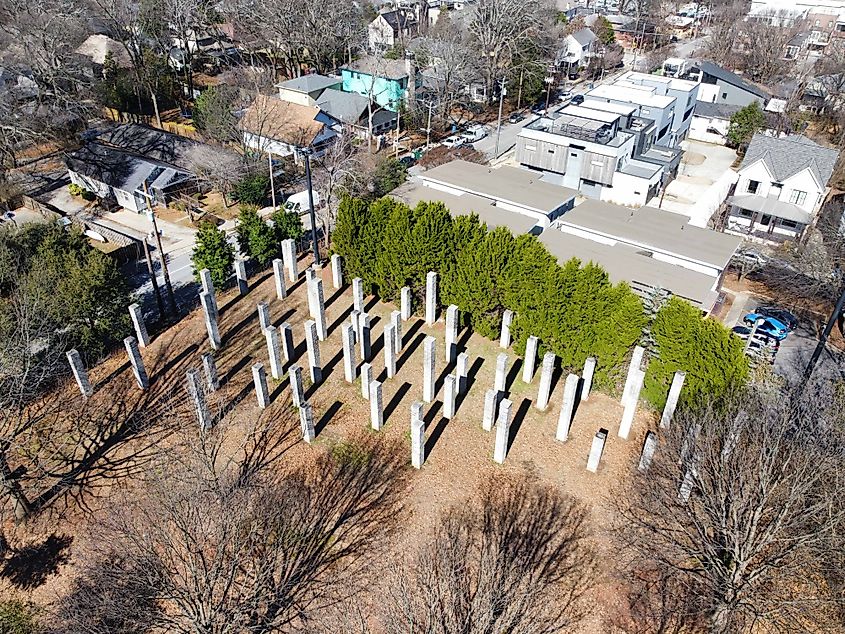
[341,56,420,112]
[726,133,839,242]
[240,94,340,158]
[614,71,699,146]
[368,10,419,53]
[557,28,598,71]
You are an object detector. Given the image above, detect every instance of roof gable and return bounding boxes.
[240,94,328,147]
[739,133,838,187]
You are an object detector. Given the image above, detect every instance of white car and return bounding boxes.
[461,125,489,143]
[442,135,467,148]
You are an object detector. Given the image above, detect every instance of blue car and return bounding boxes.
[742,313,789,340]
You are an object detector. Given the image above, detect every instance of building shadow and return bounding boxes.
[383,381,412,423]
[507,398,532,454]
[315,400,343,437]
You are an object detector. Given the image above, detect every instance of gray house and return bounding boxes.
[694,61,770,108]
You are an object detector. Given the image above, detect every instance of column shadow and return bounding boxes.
[324,286,346,309]
[221,309,262,346]
[383,381,412,423]
[220,354,253,387]
[315,400,343,437]
[506,398,532,454]
[269,375,289,403]
[321,348,345,382]
[93,361,131,391]
[505,358,523,392]
[327,304,354,336]
[154,343,199,379]
[425,402,448,456]
[271,308,295,329]
[396,326,425,372]
[457,326,473,353]
[461,357,486,405]
[364,295,380,312]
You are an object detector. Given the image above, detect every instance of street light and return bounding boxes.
[297,147,321,267]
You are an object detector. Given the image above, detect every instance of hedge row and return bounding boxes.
[333,196,748,408]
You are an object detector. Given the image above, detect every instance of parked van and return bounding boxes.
[461,124,489,142]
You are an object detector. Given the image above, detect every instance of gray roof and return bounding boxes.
[696,61,769,101]
[90,123,200,172]
[728,195,812,224]
[343,56,410,81]
[570,28,598,47]
[693,101,742,120]
[558,198,741,269]
[316,88,370,124]
[277,74,341,94]
[739,134,839,187]
[66,143,192,195]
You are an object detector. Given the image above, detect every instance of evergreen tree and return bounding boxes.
[236,205,277,265]
[727,101,766,149]
[271,208,304,243]
[232,173,270,206]
[408,201,455,292]
[374,200,418,301]
[333,196,370,280]
[192,221,235,288]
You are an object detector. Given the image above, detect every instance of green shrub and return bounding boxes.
[232,173,269,207]
[192,220,235,287]
[271,207,304,243]
[330,440,372,468]
[236,204,277,266]
[0,598,40,634]
[68,183,83,197]
[81,190,96,201]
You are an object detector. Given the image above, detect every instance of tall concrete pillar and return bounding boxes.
[352,277,364,313]
[124,336,148,390]
[499,310,514,349]
[494,353,508,393]
[401,286,412,320]
[536,352,556,410]
[556,373,580,442]
[306,276,318,318]
[252,363,269,409]
[300,402,315,443]
[200,291,221,350]
[422,336,436,403]
[66,349,92,397]
[482,388,497,432]
[279,322,294,363]
[257,301,271,331]
[342,322,358,383]
[660,371,686,429]
[282,239,297,282]
[639,431,657,470]
[359,313,372,361]
[411,401,425,469]
[234,259,248,295]
[331,254,343,289]
[129,303,150,348]
[369,380,384,431]
[199,268,218,316]
[522,335,538,383]
[272,258,287,300]
[201,352,218,392]
[586,429,608,473]
[493,398,513,464]
[313,278,327,341]
[456,352,469,394]
[264,326,283,380]
[390,310,402,352]
[618,369,645,440]
[305,266,316,288]
[186,368,211,431]
[445,305,458,363]
[384,323,397,378]
[622,346,645,404]
[581,357,596,401]
[443,374,458,419]
[289,364,304,408]
[361,362,373,400]
[425,271,437,325]
[304,320,322,383]
[349,310,360,344]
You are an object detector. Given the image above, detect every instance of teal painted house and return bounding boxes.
[341,56,420,112]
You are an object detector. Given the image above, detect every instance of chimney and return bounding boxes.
[405,52,416,106]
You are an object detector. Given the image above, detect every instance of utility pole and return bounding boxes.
[301,147,321,266]
[803,282,845,381]
[142,238,165,320]
[142,181,177,318]
[419,99,434,151]
[268,152,277,210]
[544,66,555,110]
[494,77,507,158]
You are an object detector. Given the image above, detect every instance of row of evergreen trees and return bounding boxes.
[333,196,749,409]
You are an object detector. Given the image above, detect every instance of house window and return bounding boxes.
[746,179,760,194]
[815,19,820,26]
[838,22,845,32]
[789,190,807,205]
[780,219,799,229]
[738,208,753,218]
[760,214,772,225]
[721,92,728,99]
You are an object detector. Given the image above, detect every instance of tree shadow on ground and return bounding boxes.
[1,533,72,590]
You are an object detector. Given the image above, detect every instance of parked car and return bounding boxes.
[732,248,767,267]
[570,94,584,105]
[558,89,572,101]
[731,325,780,349]
[530,103,547,115]
[442,135,467,148]
[742,313,789,340]
[398,155,417,168]
[508,111,526,124]
[461,124,489,142]
[755,305,798,331]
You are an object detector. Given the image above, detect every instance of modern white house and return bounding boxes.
[726,133,839,242]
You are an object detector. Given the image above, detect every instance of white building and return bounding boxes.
[368,10,419,52]
[557,28,598,70]
[748,0,845,25]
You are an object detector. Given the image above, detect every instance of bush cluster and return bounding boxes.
[333,196,749,405]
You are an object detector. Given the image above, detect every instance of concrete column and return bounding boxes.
[349,310,360,344]
[361,362,372,400]
[201,353,218,392]
[289,364,304,408]
[494,353,508,393]
[401,286,412,320]
[252,363,269,409]
[499,310,514,348]
[124,336,148,390]
[342,322,358,383]
[257,301,271,331]
[443,374,458,419]
[66,349,92,398]
[352,277,364,313]
[280,322,294,364]
[282,239,297,282]
[305,266,316,287]
[199,268,218,316]
[556,373,580,442]
[264,326,283,380]
[422,336,436,403]
[492,398,513,464]
[522,335,538,383]
[384,323,397,378]
[272,258,287,300]
[581,357,596,401]
[331,254,343,289]
[299,403,315,443]
[369,380,384,430]
[359,313,372,361]
[411,401,425,469]
[586,429,608,473]
[445,304,458,363]
[390,310,402,352]
[618,369,645,440]
[129,303,150,347]
[304,320,322,383]
[313,278,327,341]
[639,431,657,471]
[425,271,437,325]
[536,352,556,410]
[456,352,469,394]
[660,371,686,429]
[482,388,497,432]
[186,368,211,431]
[234,259,248,295]
[622,346,645,404]
[306,277,318,318]
[200,291,221,350]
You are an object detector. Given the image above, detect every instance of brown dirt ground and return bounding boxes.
[4,255,658,631]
